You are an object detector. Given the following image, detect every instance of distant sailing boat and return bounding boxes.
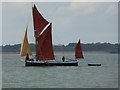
[20,4,78,66]
[75,40,84,59]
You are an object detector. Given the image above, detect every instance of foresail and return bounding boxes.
[75,40,84,59]
[20,26,32,56]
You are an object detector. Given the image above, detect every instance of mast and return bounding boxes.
[75,40,84,59]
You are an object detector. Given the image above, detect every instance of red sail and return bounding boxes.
[32,4,49,37]
[36,23,55,60]
[75,40,84,59]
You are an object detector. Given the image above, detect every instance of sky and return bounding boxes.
[1,1,118,45]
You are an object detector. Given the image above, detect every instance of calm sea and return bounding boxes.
[2,52,118,88]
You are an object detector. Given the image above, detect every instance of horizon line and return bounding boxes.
[1,42,119,46]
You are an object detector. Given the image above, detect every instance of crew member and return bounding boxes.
[62,56,65,62]
[25,53,29,62]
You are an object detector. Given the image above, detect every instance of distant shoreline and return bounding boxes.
[1,43,119,54]
[0,51,117,54]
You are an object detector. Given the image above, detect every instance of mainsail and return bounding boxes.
[20,26,32,56]
[75,40,84,59]
[36,23,55,60]
[32,4,55,60]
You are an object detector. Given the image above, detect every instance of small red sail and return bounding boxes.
[32,4,49,37]
[75,40,84,59]
[36,23,55,60]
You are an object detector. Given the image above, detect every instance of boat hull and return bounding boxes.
[25,61,78,66]
[88,63,101,66]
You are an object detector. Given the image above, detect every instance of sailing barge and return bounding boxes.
[20,4,84,66]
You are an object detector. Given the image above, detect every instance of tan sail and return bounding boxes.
[20,26,32,56]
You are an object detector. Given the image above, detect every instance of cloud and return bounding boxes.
[65,2,118,17]
[106,3,118,16]
[71,0,119,2]
[0,2,2,46]
[1,0,120,2]
[69,2,98,15]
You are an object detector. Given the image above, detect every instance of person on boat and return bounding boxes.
[62,56,65,62]
[25,53,29,62]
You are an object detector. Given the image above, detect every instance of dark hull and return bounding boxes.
[25,61,78,66]
[88,63,101,66]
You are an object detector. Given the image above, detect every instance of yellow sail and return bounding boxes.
[20,26,32,56]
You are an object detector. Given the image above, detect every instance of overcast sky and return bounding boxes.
[2,2,118,45]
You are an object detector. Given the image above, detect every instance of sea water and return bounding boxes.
[2,52,118,88]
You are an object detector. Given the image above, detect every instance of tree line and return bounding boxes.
[0,42,119,53]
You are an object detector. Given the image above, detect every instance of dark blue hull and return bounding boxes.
[88,63,101,66]
[25,61,78,66]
